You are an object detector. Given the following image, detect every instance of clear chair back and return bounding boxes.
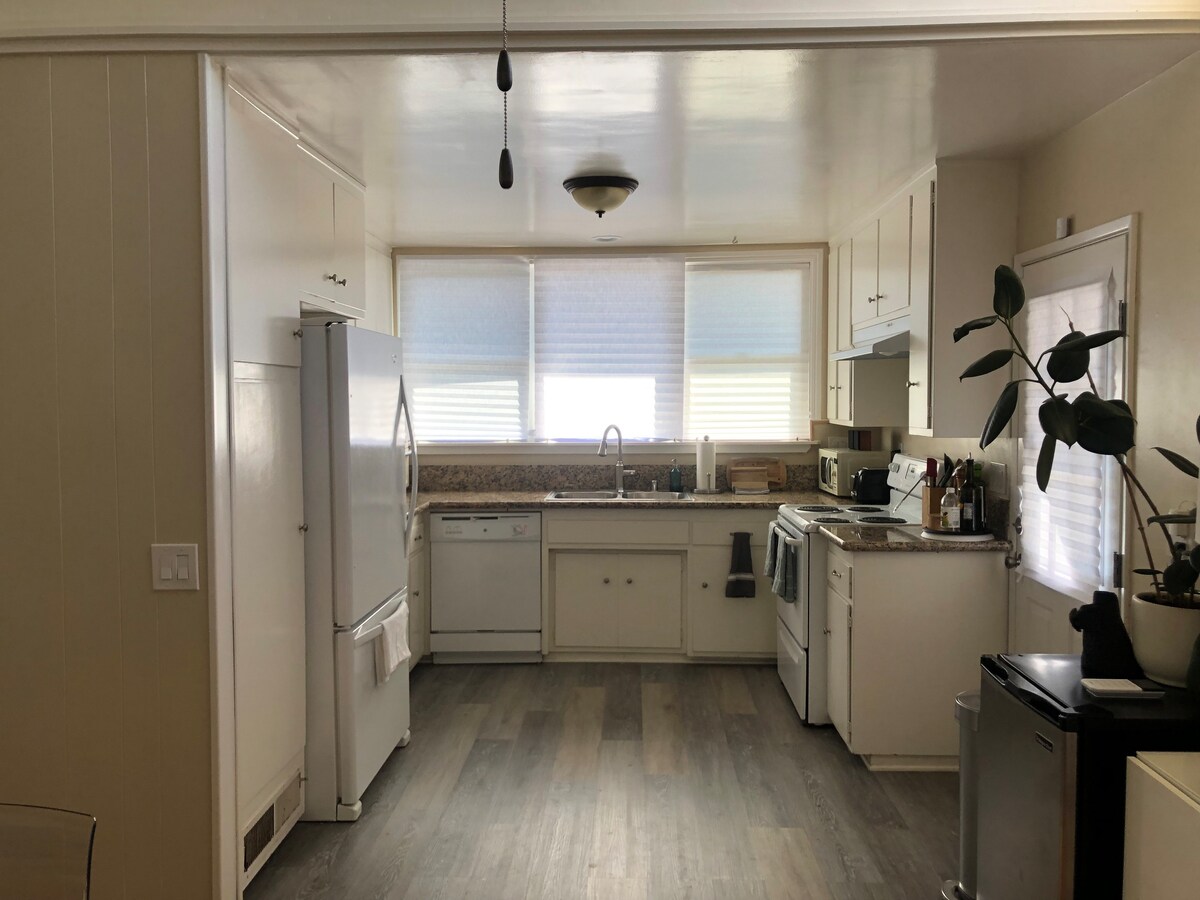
[0,803,96,900]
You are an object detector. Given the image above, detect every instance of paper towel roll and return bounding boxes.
[696,437,718,493]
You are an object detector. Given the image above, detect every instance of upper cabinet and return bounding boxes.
[225,85,368,367]
[828,160,1016,438]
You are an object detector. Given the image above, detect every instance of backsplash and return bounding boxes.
[419,463,817,493]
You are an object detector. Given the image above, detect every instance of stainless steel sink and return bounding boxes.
[543,490,693,502]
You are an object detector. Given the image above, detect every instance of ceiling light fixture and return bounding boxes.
[563,175,639,218]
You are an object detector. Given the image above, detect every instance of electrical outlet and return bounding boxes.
[983,461,1009,498]
[151,543,200,591]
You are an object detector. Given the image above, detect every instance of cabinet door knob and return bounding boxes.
[603,577,610,584]
[298,523,309,533]
[335,277,348,287]
[626,578,633,585]
[823,627,831,635]
[831,569,842,578]
[701,581,708,589]
[293,328,303,338]
[867,295,878,303]
[906,380,919,388]
[829,385,836,392]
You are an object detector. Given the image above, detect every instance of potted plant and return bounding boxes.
[956,265,1200,685]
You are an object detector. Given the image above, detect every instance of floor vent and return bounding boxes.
[243,808,274,872]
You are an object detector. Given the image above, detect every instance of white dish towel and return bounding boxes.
[374,600,412,684]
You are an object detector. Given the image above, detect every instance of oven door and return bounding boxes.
[771,521,808,647]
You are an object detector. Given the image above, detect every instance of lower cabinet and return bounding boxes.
[826,586,852,744]
[406,533,428,667]
[554,551,682,650]
[687,546,776,655]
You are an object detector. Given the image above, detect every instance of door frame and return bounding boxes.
[1009,215,1139,642]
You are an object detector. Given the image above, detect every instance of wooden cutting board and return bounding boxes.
[727,457,786,491]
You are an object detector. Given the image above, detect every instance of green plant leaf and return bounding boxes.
[1154,447,1200,479]
[1147,512,1197,525]
[1046,331,1090,383]
[1190,545,1200,573]
[993,265,1025,318]
[1133,568,1164,576]
[1074,393,1136,455]
[960,348,1015,380]
[953,315,999,343]
[1164,558,1200,595]
[1049,329,1126,353]
[980,381,1020,449]
[1036,435,1056,492]
[1038,397,1078,446]
[1195,413,1200,447]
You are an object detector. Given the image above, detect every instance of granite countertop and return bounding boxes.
[819,523,1011,553]
[414,489,832,513]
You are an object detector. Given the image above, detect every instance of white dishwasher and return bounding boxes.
[429,511,542,662]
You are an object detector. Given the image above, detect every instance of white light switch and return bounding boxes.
[152,544,200,591]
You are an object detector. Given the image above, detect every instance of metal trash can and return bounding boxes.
[942,691,981,900]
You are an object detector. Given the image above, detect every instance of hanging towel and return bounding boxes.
[726,532,756,598]
[771,530,797,603]
[374,600,412,684]
[764,524,780,579]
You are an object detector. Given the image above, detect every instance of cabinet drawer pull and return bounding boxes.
[626,578,633,585]
[603,577,610,584]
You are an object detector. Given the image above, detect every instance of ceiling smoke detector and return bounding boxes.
[563,175,639,218]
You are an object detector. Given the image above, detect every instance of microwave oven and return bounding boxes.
[817,448,891,498]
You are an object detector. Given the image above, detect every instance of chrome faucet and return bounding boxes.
[598,424,636,497]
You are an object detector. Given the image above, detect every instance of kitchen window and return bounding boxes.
[396,250,820,446]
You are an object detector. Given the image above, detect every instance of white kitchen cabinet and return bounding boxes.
[850,219,880,327]
[225,89,304,367]
[1124,753,1200,898]
[296,157,366,318]
[406,514,428,668]
[906,160,1018,437]
[826,584,852,745]
[876,195,912,319]
[828,239,854,356]
[824,544,1008,768]
[230,362,307,835]
[827,357,908,427]
[687,529,776,657]
[554,551,681,650]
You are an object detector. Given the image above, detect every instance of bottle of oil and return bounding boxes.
[668,458,683,493]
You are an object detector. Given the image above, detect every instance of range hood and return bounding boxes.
[830,315,910,361]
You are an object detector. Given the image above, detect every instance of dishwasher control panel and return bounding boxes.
[431,512,542,542]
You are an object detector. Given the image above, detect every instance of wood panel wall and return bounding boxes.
[0,54,212,899]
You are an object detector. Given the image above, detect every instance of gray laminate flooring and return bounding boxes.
[246,663,958,900]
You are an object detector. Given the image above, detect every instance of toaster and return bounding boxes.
[851,467,891,505]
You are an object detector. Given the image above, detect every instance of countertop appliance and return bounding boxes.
[818,448,891,497]
[430,512,542,662]
[301,323,417,822]
[772,455,927,724]
[851,467,890,505]
[976,653,1200,900]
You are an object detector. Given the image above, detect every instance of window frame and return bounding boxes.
[394,246,824,454]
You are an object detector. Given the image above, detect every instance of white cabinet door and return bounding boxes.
[225,90,303,367]
[618,554,682,650]
[332,183,366,315]
[688,547,775,655]
[406,542,428,667]
[1124,756,1200,899]
[907,178,934,431]
[295,158,336,304]
[835,239,854,352]
[850,219,879,327]
[554,552,620,648]
[876,195,911,319]
[835,359,853,423]
[826,586,852,747]
[231,363,306,826]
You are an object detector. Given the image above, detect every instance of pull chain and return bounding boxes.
[497,0,514,189]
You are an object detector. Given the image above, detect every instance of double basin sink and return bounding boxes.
[544,490,693,502]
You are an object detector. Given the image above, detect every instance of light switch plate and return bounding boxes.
[151,543,200,591]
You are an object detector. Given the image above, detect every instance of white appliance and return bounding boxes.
[301,322,417,822]
[817,448,891,497]
[772,453,926,723]
[429,512,542,662]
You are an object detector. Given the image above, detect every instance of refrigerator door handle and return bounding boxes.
[400,378,418,545]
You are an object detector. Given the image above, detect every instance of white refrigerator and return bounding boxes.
[300,322,417,822]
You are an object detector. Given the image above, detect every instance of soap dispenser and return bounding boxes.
[669,458,683,493]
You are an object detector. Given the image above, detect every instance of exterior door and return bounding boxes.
[1009,218,1133,652]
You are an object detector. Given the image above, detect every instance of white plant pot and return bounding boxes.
[1130,594,1200,687]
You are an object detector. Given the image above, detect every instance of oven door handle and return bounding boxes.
[771,523,805,547]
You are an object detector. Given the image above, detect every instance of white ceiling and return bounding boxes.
[223,37,1199,246]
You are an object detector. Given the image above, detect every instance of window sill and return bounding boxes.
[417,440,818,458]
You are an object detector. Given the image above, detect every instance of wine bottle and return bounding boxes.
[962,458,977,533]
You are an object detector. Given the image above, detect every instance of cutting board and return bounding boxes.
[727,457,786,491]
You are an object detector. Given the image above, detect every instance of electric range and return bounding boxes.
[779,453,928,532]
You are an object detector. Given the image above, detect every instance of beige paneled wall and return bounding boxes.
[1017,50,1200,574]
[0,54,212,899]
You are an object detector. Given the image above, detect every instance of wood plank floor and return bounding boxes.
[247,663,959,900]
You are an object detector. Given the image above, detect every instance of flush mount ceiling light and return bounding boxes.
[563,176,639,218]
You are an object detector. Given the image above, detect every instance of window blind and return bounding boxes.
[533,257,685,440]
[397,257,531,442]
[684,261,811,440]
[1018,280,1121,600]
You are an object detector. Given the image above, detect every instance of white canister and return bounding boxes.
[695,437,719,493]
